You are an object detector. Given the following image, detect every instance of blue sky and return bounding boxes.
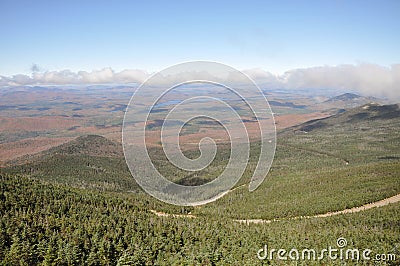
[0,0,399,76]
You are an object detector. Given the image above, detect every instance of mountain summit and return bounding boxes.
[321,92,383,110]
[325,93,361,102]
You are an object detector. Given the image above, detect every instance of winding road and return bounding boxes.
[150,193,400,224]
[150,146,397,223]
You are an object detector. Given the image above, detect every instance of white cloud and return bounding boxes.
[0,64,399,99]
[78,68,114,83]
[32,69,80,84]
[114,69,148,83]
[0,68,148,86]
[243,64,400,99]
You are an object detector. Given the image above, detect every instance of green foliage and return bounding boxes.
[0,174,399,265]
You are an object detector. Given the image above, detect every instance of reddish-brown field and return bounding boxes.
[0,116,83,132]
[274,112,330,129]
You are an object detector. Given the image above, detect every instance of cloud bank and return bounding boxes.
[1,64,399,99]
[245,64,400,99]
[0,68,149,86]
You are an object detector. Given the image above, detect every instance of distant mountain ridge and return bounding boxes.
[324,92,382,107]
[321,92,383,110]
[288,103,400,133]
[324,92,362,102]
